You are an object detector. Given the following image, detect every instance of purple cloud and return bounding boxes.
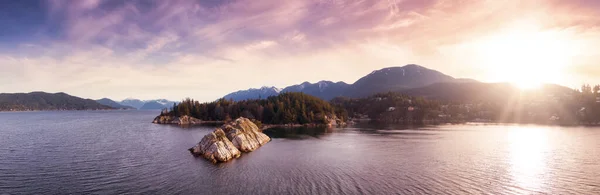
[2,0,600,100]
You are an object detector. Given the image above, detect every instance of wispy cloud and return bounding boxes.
[1,0,600,100]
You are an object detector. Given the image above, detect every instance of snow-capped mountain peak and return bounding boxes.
[317,81,330,92]
[223,86,282,101]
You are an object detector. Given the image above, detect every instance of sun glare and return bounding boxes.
[475,20,576,89]
[507,126,549,191]
[515,80,542,90]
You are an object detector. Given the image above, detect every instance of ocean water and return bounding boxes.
[0,111,599,194]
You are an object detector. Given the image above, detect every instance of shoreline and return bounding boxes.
[0,109,119,112]
[152,114,345,129]
[154,121,338,130]
[152,117,340,130]
[154,115,600,129]
[260,123,341,130]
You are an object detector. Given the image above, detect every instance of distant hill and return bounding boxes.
[282,81,350,100]
[222,82,351,101]
[344,64,456,97]
[119,98,177,110]
[400,82,575,102]
[119,99,146,109]
[223,86,282,101]
[0,92,112,111]
[139,99,178,110]
[218,64,575,103]
[96,98,135,109]
[220,64,472,101]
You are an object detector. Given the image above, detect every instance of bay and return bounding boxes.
[0,111,599,194]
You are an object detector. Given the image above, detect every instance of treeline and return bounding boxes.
[164,84,600,126]
[459,84,600,124]
[575,84,600,124]
[0,92,112,111]
[331,92,443,123]
[164,92,341,125]
[328,88,600,125]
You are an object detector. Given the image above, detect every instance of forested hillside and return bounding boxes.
[0,92,112,111]
[164,92,342,125]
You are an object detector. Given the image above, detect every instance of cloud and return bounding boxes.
[244,40,278,51]
[2,0,600,100]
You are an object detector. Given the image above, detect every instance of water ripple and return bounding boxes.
[1,111,599,194]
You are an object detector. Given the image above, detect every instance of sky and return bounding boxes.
[1,0,600,101]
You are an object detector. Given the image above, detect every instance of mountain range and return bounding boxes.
[1,64,575,112]
[95,98,178,110]
[222,64,574,102]
[117,99,178,110]
[222,64,480,101]
[399,82,574,102]
[282,81,350,100]
[223,87,282,101]
[96,98,136,110]
[118,98,146,109]
[0,91,179,111]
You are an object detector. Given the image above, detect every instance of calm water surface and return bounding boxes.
[0,111,599,194]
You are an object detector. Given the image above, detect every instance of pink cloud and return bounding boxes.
[3,0,600,100]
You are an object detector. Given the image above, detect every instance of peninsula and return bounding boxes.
[0,92,113,111]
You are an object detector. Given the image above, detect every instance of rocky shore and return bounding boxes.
[260,114,346,130]
[152,115,224,125]
[153,114,344,128]
[188,117,271,163]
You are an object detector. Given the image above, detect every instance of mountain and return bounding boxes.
[344,64,456,98]
[119,98,146,109]
[222,81,350,101]
[0,92,112,111]
[223,86,282,101]
[282,81,350,100]
[217,64,578,109]
[454,78,480,83]
[399,82,575,102]
[118,98,177,110]
[96,98,135,109]
[220,64,464,101]
[139,99,178,110]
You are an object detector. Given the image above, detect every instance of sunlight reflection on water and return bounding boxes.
[1,112,599,194]
[507,126,549,192]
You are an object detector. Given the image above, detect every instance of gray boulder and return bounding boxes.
[221,118,271,152]
[152,115,202,125]
[189,128,241,163]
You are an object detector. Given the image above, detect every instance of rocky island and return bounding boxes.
[150,92,348,163]
[189,117,270,163]
[153,92,347,126]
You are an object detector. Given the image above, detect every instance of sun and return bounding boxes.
[514,79,541,90]
[474,19,576,89]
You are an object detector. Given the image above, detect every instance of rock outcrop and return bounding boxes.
[189,117,271,163]
[152,115,202,125]
[221,118,271,152]
[189,129,241,163]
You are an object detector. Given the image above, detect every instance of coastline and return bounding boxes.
[260,123,344,130]
[153,120,340,130]
[0,108,118,112]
